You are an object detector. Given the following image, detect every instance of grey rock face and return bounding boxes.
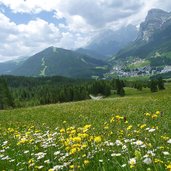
[137,9,171,41]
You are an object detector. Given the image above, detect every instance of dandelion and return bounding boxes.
[152,114,158,119]
[94,136,102,143]
[167,163,171,171]
[154,158,163,163]
[145,113,151,116]
[140,124,146,129]
[72,136,81,142]
[84,160,90,165]
[60,128,65,133]
[110,117,115,123]
[70,148,77,154]
[156,111,160,115]
[69,165,74,169]
[127,125,132,130]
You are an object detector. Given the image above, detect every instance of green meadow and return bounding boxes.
[0,83,171,171]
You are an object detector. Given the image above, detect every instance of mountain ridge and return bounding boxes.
[10,46,109,79]
[77,25,138,60]
[116,9,171,60]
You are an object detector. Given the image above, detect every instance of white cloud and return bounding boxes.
[0,13,60,61]
[0,0,58,13]
[0,12,91,62]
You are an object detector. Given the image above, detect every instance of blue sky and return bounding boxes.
[0,0,170,62]
[0,5,66,25]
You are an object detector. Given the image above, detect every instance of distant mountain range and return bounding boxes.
[0,57,29,75]
[106,9,171,78]
[1,9,171,79]
[117,9,171,60]
[77,25,138,60]
[4,47,109,79]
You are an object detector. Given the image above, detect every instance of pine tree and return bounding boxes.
[116,79,125,96]
[150,80,158,92]
[0,78,14,109]
[157,77,165,90]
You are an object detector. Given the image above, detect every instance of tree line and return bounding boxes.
[0,75,165,109]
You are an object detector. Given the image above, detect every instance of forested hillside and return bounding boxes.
[0,75,165,109]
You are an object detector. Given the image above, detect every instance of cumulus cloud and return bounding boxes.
[0,11,91,62]
[0,0,171,61]
[0,0,58,13]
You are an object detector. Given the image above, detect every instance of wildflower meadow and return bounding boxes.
[0,84,171,171]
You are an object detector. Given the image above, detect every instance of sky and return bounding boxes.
[0,0,171,62]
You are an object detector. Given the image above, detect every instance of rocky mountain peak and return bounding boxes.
[137,9,171,42]
[146,9,169,19]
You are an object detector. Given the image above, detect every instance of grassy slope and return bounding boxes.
[0,83,171,170]
[1,83,171,130]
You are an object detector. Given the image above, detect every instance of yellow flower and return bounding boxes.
[84,124,91,130]
[116,115,123,120]
[94,136,102,143]
[8,128,14,133]
[161,136,169,140]
[154,158,163,164]
[140,124,146,129]
[84,160,90,165]
[69,165,74,169]
[25,131,31,135]
[72,137,81,143]
[167,163,171,171]
[78,133,89,139]
[48,169,54,171]
[70,148,77,154]
[82,144,87,148]
[156,111,160,115]
[28,158,34,164]
[60,128,65,133]
[152,114,158,119]
[104,126,109,130]
[127,125,132,130]
[110,117,115,123]
[35,130,40,133]
[159,146,164,150]
[17,137,28,145]
[145,113,151,116]
[70,130,76,134]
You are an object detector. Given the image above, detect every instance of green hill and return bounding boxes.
[12,47,109,78]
